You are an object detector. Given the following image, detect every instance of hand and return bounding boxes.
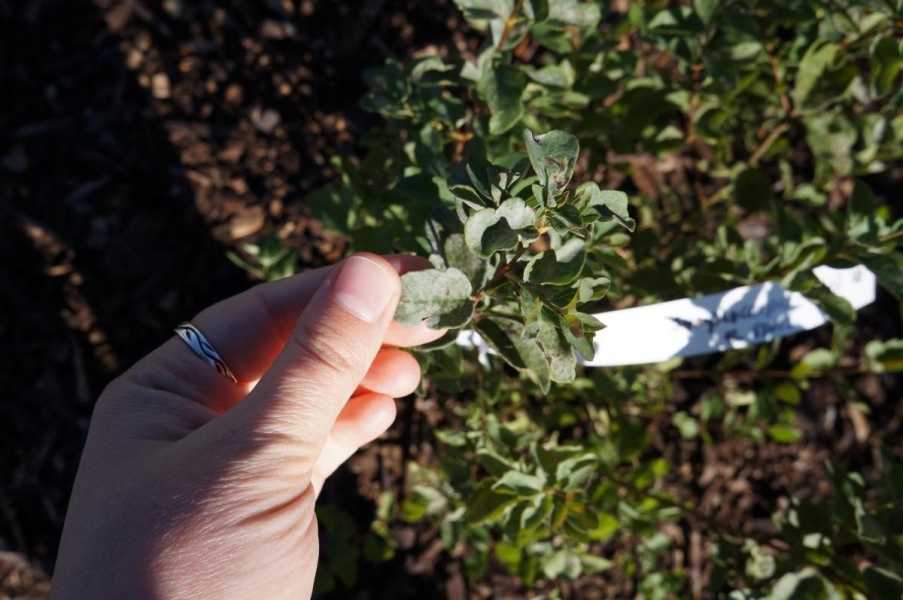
[51,253,444,599]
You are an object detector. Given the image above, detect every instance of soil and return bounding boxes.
[1,1,901,599]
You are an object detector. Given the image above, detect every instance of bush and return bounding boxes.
[235,1,903,597]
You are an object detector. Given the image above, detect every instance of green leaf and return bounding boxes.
[524,239,587,286]
[575,277,611,304]
[865,338,903,373]
[847,180,879,247]
[444,233,487,289]
[792,41,856,110]
[464,198,538,258]
[871,35,903,98]
[767,423,802,444]
[395,268,474,329]
[856,252,903,302]
[863,567,903,598]
[855,498,886,545]
[767,568,842,600]
[579,184,636,232]
[522,129,580,193]
[476,317,551,392]
[541,550,583,580]
[467,479,519,525]
[693,0,718,25]
[546,0,601,29]
[523,0,549,22]
[493,471,545,496]
[479,64,525,135]
[476,448,517,478]
[537,318,577,383]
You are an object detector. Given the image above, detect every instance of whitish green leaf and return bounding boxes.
[767,568,842,600]
[871,35,903,98]
[477,317,551,392]
[395,268,474,329]
[847,180,880,247]
[580,184,636,231]
[541,550,583,580]
[538,319,577,383]
[800,348,837,372]
[576,277,611,304]
[579,554,613,574]
[493,471,545,496]
[546,0,601,29]
[479,64,525,135]
[444,233,487,289]
[522,129,580,193]
[464,199,538,258]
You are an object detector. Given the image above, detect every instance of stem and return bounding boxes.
[473,246,527,303]
[879,229,903,245]
[747,122,791,167]
[495,0,526,53]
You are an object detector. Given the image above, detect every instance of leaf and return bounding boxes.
[476,448,517,478]
[767,423,802,444]
[523,0,549,22]
[493,471,546,496]
[395,268,474,329]
[767,568,842,600]
[847,180,879,247]
[575,277,611,304]
[464,199,538,258]
[855,498,886,545]
[865,338,903,373]
[855,252,903,302]
[479,64,525,135]
[524,239,587,286]
[444,233,487,289]
[467,479,519,526]
[476,317,551,392]
[693,0,718,25]
[792,41,856,110]
[546,0,601,29]
[863,567,903,598]
[522,129,580,193]
[579,184,636,232]
[541,550,583,580]
[871,35,903,98]
[537,318,577,383]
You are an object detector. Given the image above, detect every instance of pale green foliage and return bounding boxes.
[228,0,903,596]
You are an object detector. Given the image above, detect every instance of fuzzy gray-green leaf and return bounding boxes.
[395,268,474,329]
[522,129,579,193]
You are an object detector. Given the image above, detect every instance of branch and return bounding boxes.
[495,0,525,53]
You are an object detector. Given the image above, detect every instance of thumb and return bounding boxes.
[197,253,401,481]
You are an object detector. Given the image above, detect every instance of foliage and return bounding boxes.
[233,0,903,596]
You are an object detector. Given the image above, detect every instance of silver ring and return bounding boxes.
[174,322,238,383]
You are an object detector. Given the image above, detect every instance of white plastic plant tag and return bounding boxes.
[457,266,876,368]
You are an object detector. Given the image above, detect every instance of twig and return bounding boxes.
[747,122,790,167]
[473,246,527,302]
[494,0,525,53]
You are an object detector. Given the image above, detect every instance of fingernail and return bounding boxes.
[333,256,397,323]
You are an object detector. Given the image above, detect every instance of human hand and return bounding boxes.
[51,253,444,599]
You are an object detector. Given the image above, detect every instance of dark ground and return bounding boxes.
[1,1,901,599]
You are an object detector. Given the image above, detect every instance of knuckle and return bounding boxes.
[289,319,361,379]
